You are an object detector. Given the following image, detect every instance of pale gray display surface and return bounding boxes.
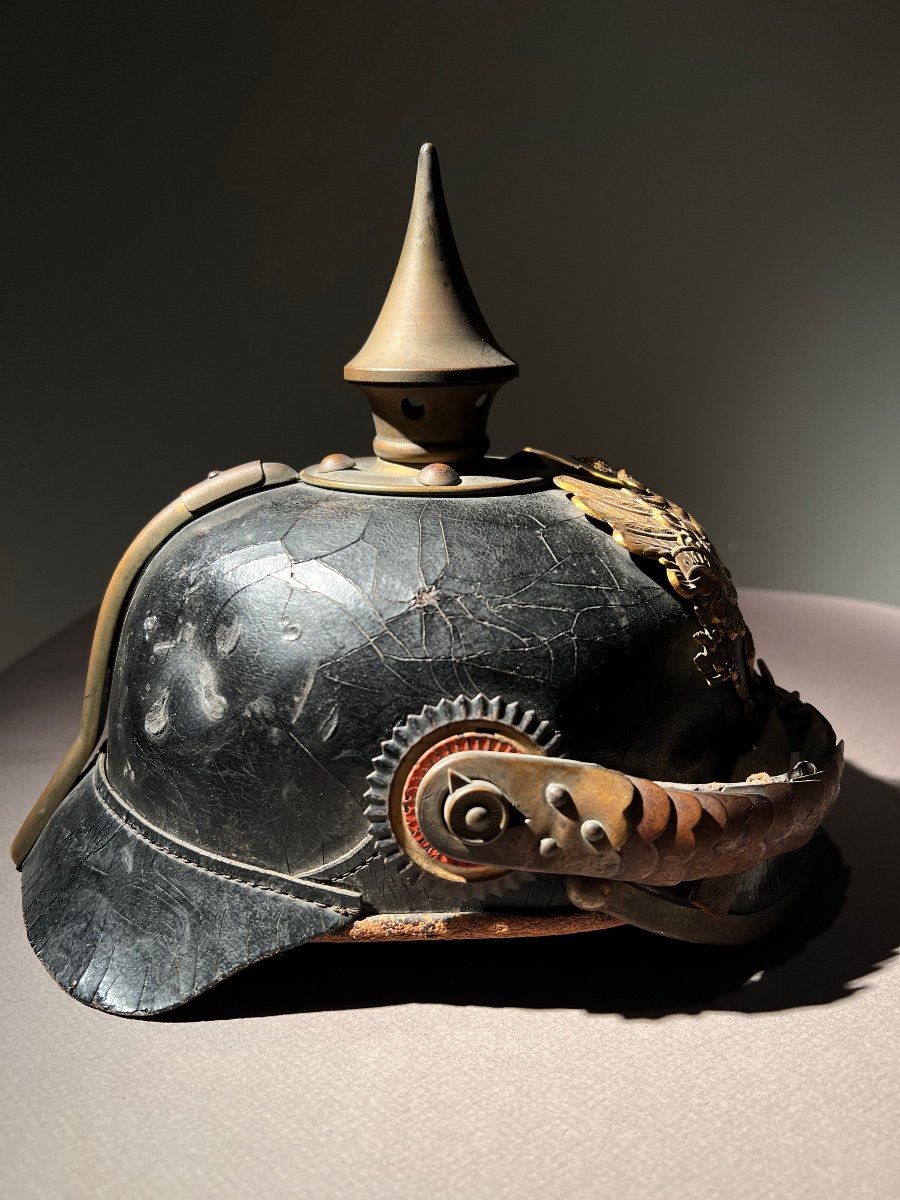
[2,589,898,1200]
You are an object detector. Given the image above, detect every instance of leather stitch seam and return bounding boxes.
[91,763,356,915]
[320,852,380,883]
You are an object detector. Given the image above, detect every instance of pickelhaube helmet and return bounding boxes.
[12,144,843,1017]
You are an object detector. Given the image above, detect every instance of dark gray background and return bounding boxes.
[3,0,899,670]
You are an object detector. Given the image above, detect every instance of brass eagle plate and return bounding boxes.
[533,450,755,701]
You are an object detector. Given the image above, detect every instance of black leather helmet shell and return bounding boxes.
[21,481,754,1015]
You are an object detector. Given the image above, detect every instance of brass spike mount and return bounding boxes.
[344,143,517,466]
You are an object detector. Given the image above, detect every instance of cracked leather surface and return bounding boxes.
[106,480,751,914]
[22,768,352,1016]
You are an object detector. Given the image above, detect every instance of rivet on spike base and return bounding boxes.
[417,463,460,487]
[319,453,356,473]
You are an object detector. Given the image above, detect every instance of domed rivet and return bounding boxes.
[319,452,356,473]
[416,463,461,487]
[463,806,491,833]
[207,469,221,478]
[545,783,571,811]
[581,820,605,846]
[443,781,509,844]
[539,837,558,857]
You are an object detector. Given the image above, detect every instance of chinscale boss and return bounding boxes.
[13,144,842,1016]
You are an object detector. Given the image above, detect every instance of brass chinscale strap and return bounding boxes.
[415,692,843,888]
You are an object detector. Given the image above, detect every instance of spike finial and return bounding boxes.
[345,143,517,386]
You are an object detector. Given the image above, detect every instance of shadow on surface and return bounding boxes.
[168,765,899,1021]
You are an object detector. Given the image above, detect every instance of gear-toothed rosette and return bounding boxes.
[365,694,561,899]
